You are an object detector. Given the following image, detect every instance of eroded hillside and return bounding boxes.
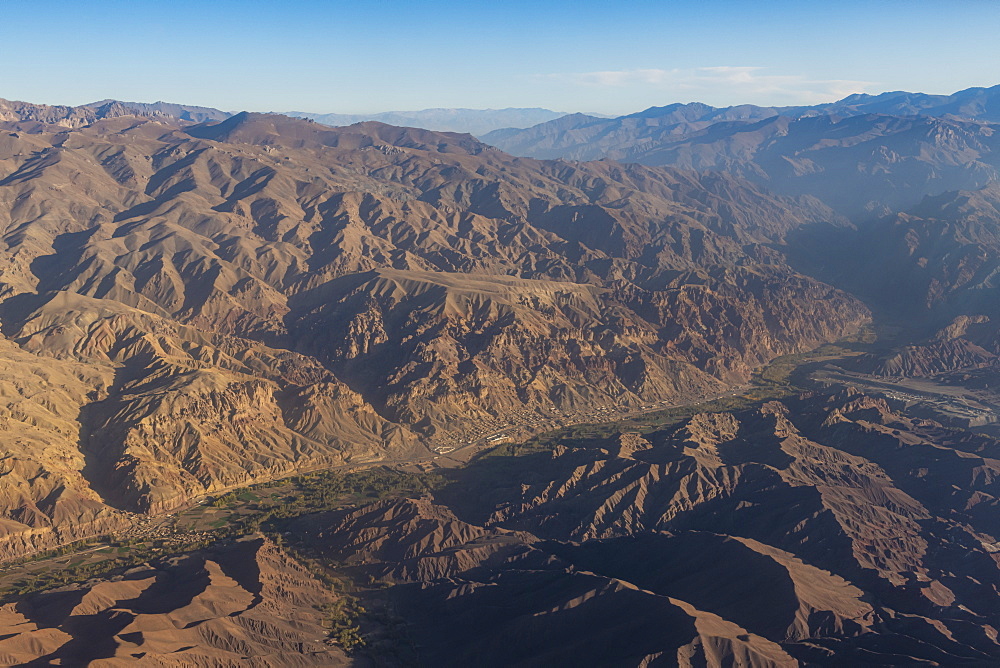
[0,112,866,559]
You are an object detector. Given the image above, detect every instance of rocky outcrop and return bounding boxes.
[862,316,998,378]
[307,391,1000,664]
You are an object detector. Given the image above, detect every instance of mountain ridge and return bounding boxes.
[0,108,866,560]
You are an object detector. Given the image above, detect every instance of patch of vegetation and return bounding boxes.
[278,544,368,651]
[0,467,444,603]
[211,488,246,507]
[318,596,367,650]
[283,467,446,512]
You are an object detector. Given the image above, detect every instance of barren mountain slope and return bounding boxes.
[294,498,801,667]
[0,111,866,558]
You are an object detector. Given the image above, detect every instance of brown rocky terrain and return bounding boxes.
[3,87,1000,666]
[8,388,1000,665]
[0,109,868,559]
[485,97,1000,387]
[12,95,1000,666]
[283,389,1000,665]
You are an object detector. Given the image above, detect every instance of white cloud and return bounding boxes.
[544,66,875,106]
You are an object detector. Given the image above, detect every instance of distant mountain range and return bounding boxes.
[485,85,1000,148]
[484,85,1000,218]
[284,107,574,136]
[4,89,1000,221]
[6,85,1000,143]
[0,98,578,135]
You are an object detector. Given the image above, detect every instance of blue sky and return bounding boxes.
[2,0,998,115]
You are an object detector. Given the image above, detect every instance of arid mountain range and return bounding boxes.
[12,84,1000,140]
[0,108,867,560]
[3,88,1000,666]
[485,84,1000,151]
